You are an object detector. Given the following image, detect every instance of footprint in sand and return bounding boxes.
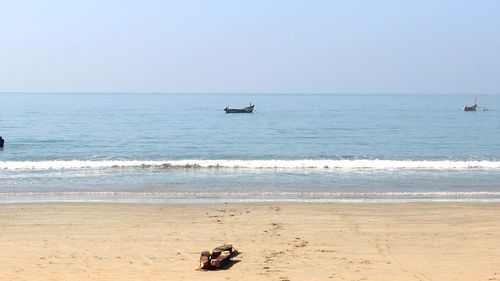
[293,237,308,248]
[267,222,283,237]
[317,249,335,253]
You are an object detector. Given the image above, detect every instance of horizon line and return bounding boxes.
[0,92,499,95]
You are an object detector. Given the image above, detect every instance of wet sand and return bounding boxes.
[1,203,499,281]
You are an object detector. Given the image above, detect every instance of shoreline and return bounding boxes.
[1,202,499,280]
[2,199,500,204]
[2,200,500,205]
[2,191,500,205]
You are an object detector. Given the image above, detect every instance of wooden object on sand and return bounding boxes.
[199,244,237,270]
[199,251,211,269]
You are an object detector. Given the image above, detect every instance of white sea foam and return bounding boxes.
[1,191,499,204]
[1,191,499,197]
[1,159,500,170]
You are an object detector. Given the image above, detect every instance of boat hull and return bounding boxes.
[464,106,477,111]
[224,105,254,113]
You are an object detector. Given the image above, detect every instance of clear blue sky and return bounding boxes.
[1,0,499,93]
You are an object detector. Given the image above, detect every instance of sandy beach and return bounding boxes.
[1,203,499,281]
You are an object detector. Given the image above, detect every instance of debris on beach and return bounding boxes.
[199,244,238,270]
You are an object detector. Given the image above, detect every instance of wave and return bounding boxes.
[2,159,500,171]
[0,160,500,170]
[1,191,499,203]
[2,159,500,170]
[1,191,499,197]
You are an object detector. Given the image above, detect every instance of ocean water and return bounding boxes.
[1,93,500,203]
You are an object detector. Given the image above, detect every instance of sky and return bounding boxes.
[0,0,499,94]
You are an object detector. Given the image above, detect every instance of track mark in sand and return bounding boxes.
[207,214,225,223]
[206,208,242,223]
[261,251,286,276]
[271,222,283,229]
[269,206,281,212]
[262,206,284,237]
[292,237,308,248]
[317,249,335,253]
[375,237,429,281]
[358,259,372,265]
[488,272,500,281]
[268,222,283,237]
[336,210,429,281]
[210,208,226,213]
[264,251,286,264]
[336,212,362,235]
[260,207,294,277]
[375,238,391,262]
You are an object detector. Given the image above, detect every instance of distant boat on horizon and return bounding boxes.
[224,103,254,113]
[464,97,488,111]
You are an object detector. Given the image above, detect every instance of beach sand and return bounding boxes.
[1,203,499,281]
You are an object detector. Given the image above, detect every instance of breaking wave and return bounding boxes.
[1,191,499,203]
[1,159,500,170]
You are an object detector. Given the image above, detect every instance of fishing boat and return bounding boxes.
[463,97,478,111]
[463,97,488,111]
[224,103,254,113]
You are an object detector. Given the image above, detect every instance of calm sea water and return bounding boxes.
[1,93,499,203]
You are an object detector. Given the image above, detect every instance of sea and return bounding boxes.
[1,93,499,204]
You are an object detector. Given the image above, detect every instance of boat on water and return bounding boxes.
[464,104,477,111]
[224,103,254,113]
[463,97,488,111]
[464,97,478,111]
